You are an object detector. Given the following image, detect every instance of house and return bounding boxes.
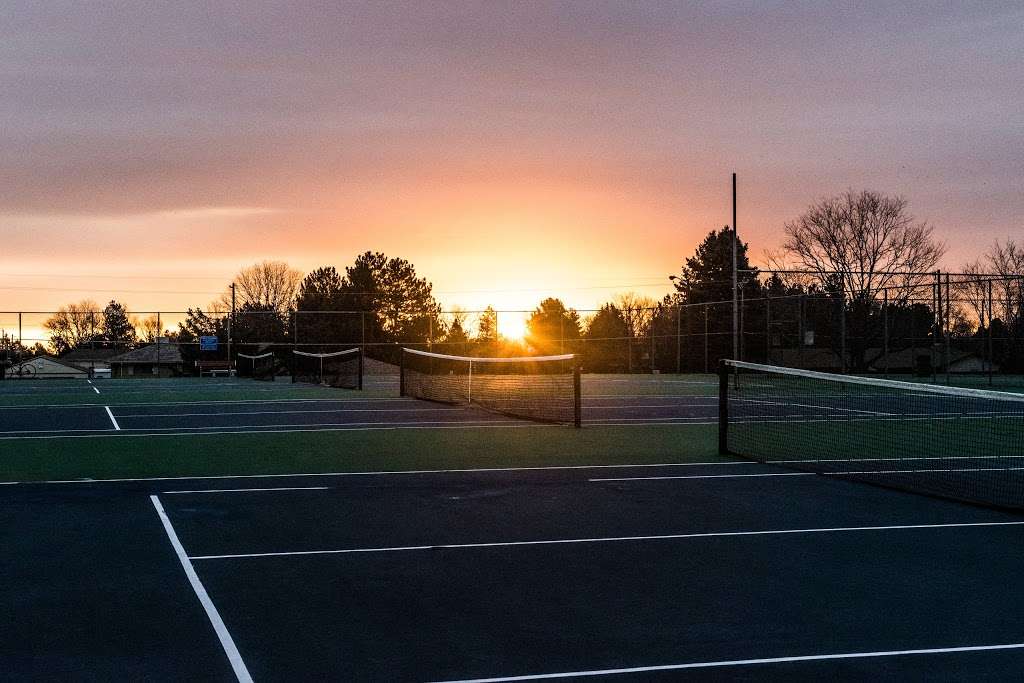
[866,348,999,374]
[108,338,184,378]
[3,356,88,379]
[59,347,123,378]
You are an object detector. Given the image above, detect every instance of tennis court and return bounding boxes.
[3,364,1024,680]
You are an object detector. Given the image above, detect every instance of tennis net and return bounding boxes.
[237,352,276,381]
[400,348,581,427]
[719,359,1024,510]
[292,348,362,389]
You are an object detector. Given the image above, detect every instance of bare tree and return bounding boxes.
[782,190,946,303]
[954,260,990,329]
[219,261,303,315]
[44,300,101,354]
[133,314,164,343]
[986,239,1024,325]
[613,293,658,338]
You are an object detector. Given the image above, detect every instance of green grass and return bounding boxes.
[3,424,720,482]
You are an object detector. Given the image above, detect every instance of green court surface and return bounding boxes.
[2,423,719,483]
[0,374,723,483]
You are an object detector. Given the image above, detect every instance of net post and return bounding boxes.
[718,359,730,455]
[573,361,582,429]
[399,348,406,397]
[358,345,364,390]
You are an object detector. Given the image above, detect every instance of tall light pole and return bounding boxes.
[732,173,738,363]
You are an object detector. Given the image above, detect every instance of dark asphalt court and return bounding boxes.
[4,464,1024,681]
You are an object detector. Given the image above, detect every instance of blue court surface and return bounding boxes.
[2,375,1023,680]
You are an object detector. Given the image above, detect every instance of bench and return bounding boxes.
[196,360,234,378]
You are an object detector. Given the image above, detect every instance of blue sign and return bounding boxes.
[200,336,219,352]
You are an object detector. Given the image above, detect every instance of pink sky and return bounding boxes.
[2,2,1021,334]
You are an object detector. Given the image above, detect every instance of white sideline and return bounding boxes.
[162,486,330,494]
[2,461,752,485]
[592,472,814,481]
[430,642,1024,682]
[188,520,1024,561]
[149,495,253,683]
[104,406,120,431]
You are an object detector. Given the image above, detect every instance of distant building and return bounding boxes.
[866,348,998,374]
[59,347,123,378]
[3,356,88,380]
[108,338,184,378]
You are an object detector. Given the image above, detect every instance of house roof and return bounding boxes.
[60,347,123,364]
[109,339,183,365]
[11,355,88,373]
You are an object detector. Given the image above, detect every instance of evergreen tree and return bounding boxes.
[526,298,581,355]
[102,300,136,346]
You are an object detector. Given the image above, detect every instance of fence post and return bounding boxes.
[718,360,729,455]
[988,280,994,386]
[156,312,161,377]
[650,316,655,373]
[765,293,772,364]
[839,288,846,373]
[573,363,582,428]
[798,295,804,369]
[883,289,889,378]
[676,304,681,374]
[703,304,709,374]
[944,273,951,384]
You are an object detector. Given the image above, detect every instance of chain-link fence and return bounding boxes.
[3,273,1022,381]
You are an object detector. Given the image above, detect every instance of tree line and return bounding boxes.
[4,189,1022,374]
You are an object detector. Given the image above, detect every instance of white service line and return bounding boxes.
[87,380,100,395]
[162,486,331,494]
[149,496,253,683]
[592,472,814,482]
[735,397,894,416]
[114,406,465,418]
[429,642,1024,682]
[4,461,752,485]
[104,406,120,431]
[188,520,1024,561]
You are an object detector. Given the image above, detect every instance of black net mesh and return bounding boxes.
[237,353,276,381]
[401,349,580,426]
[721,360,1024,510]
[291,348,362,389]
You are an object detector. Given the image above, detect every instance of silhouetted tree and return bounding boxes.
[102,300,136,348]
[526,298,581,355]
[477,306,498,342]
[584,304,629,372]
[44,300,101,354]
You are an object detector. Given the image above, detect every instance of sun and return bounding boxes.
[498,312,529,342]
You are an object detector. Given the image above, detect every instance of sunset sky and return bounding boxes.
[2,2,1022,339]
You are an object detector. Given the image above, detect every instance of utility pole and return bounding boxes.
[732,172,738,364]
[227,283,236,374]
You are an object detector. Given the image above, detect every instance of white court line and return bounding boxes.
[104,406,120,431]
[430,642,1024,682]
[149,495,253,683]
[88,380,100,395]
[593,472,814,481]
[114,406,467,418]
[0,420,527,439]
[735,397,894,416]
[188,520,1024,561]
[162,486,330,494]
[3,461,752,485]
[0,396,418,411]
